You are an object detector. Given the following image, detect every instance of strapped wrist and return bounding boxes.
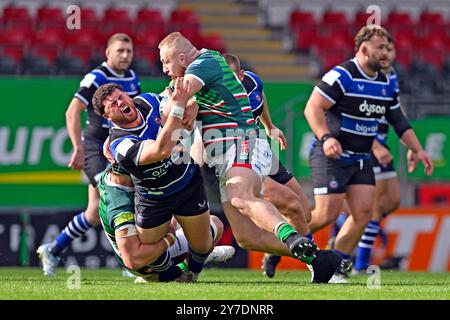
[170,106,185,119]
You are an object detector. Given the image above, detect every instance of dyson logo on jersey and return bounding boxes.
[359,100,386,116]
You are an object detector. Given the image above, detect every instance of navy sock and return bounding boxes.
[187,247,212,274]
[333,249,351,262]
[354,220,380,270]
[50,211,91,256]
[150,250,181,282]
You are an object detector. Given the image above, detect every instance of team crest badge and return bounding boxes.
[329,178,339,190]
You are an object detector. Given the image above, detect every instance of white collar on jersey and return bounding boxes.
[102,61,126,78]
[351,57,378,81]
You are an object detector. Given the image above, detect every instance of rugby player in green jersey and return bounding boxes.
[158,32,342,283]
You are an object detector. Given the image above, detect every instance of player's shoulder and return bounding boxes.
[320,59,354,87]
[134,93,161,114]
[244,70,262,84]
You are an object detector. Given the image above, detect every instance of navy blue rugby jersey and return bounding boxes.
[109,93,197,200]
[314,58,410,159]
[242,71,264,124]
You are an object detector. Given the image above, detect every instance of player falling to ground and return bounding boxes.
[98,164,235,283]
[93,79,214,282]
[304,25,433,283]
[37,33,140,277]
[157,32,342,283]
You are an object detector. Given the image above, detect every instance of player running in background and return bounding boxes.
[223,53,314,278]
[304,25,433,282]
[158,32,341,284]
[37,33,140,277]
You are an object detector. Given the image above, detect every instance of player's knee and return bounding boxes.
[122,256,143,271]
[85,210,101,226]
[386,196,400,214]
[210,215,224,243]
[353,210,372,226]
[233,233,258,251]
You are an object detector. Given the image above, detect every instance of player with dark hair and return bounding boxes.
[304,25,433,282]
[93,78,214,282]
[37,33,140,277]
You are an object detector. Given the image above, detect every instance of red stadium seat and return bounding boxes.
[36,6,65,29]
[202,34,226,53]
[313,33,353,53]
[288,10,317,32]
[322,11,349,25]
[79,8,99,29]
[321,11,352,37]
[319,49,351,73]
[169,9,200,31]
[0,44,24,65]
[386,11,413,25]
[135,8,166,32]
[32,43,60,64]
[134,29,165,48]
[353,11,374,29]
[33,27,65,46]
[395,50,413,70]
[3,6,30,21]
[419,11,446,26]
[102,7,133,32]
[293,28,318,52]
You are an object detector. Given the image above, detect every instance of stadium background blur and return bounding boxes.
[0,0,449,273]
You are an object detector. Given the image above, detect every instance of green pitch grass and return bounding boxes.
[0,267,448,300]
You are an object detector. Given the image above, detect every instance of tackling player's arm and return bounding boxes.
[260,91,287,150]
[138,78,190,165]
[116,226,176,270]
[66,98,87,170]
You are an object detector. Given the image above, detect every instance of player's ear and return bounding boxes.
[105,47,110,59]
[179,53,185,64]
[239,69,245,80]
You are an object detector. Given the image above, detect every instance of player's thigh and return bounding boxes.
[346,184,376,224]
[175,211,212,252]
[263,177,305,214]
[225,166,262,200]
[313,193,346,221]
[384,177,401,212]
